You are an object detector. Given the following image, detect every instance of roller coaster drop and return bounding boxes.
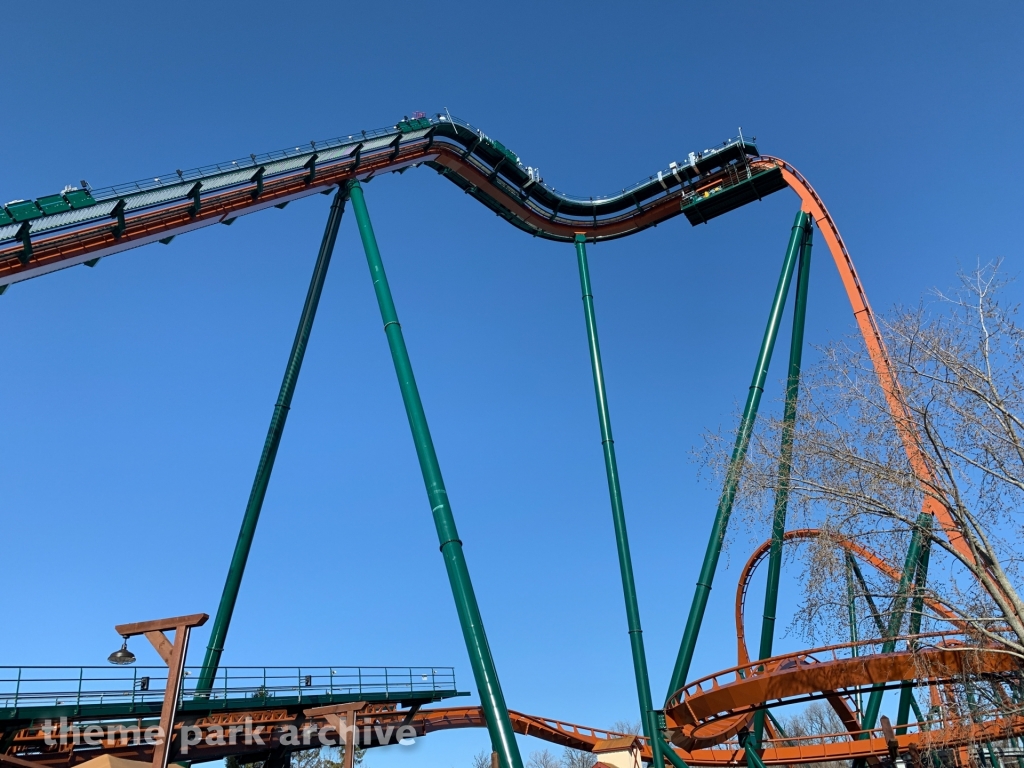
[1,114,1019,768]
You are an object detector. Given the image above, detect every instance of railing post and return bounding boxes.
[666,210,809,702]
[198,187,349,692]
[347,180,523,768]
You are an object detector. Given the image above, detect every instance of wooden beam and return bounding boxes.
[302,702,367,719]
[302,703,367,768]
[144,631,174,666]
[110,614,206,768]
[115,614,207,637]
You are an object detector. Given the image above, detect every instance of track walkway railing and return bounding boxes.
[0,665,456,715]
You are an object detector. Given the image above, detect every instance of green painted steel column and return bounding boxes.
[964,684,999,768]
[666,210,810,701]
[897,517,933,734]
[849,555,888,638]
[662,742,689,768]
[347,181,523,768]
[859,513,930,735]
[751,220,813,749]
[574,235,667,768]
[744,748,769,768]
[197,186,348,692]
[845,553,864,719]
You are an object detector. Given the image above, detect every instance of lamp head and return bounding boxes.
[107,637,136,665]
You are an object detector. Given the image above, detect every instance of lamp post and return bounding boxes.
[112,613,209,768]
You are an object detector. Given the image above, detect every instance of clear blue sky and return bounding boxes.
[2,2,1021,766]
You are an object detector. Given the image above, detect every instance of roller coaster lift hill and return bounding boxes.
[0,112,1016,768]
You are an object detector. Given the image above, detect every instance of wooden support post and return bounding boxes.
[303,702,368,768]
[114,613,208,768]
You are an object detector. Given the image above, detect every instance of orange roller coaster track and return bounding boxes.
[735,529,963,667]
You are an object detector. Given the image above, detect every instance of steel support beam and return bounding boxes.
[897,517,933,734]
[859,514,930,736]
[849,554,888,638]
[574,234,667,768]
[845,553,864,719]
[666,210,810,701]
[346,180,523,768]
[197,187,348,692]
[662,739,689,768]
[751,219,813,749]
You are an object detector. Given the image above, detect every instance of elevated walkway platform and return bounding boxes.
[0,665,464,727]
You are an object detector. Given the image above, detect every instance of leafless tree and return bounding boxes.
[291,747,359,768]
[561,747,598,768]
[227,745,360,768]
[777,702,852,768]
[527,748,562,768]
[702,262,1024,655]
[610,719,643,736]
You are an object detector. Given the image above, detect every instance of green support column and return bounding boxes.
[849,555,888,638]
[197,186,348,692]
[964,684,999,768]
[666,210,810,701]
[859,513,930,736]
[347,181,523,768]
[897,517,933,734]
[845,553,864,720]
[662,745,689,768]
[751,220,813,749]
[574,235,667,768]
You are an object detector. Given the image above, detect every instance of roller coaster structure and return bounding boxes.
[1,113,1019,768]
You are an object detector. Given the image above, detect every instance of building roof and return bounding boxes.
[592,735,640,753]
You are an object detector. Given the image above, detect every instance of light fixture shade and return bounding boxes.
[108,639,136,665]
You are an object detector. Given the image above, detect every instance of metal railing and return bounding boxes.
[83,111,753,212]
[0,665,456,712]
[86,124,404,202]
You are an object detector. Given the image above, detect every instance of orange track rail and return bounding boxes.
[768,159,971,563]
[407,703,1024,765]
[12,699,1021,767]
[734,528,961,667]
